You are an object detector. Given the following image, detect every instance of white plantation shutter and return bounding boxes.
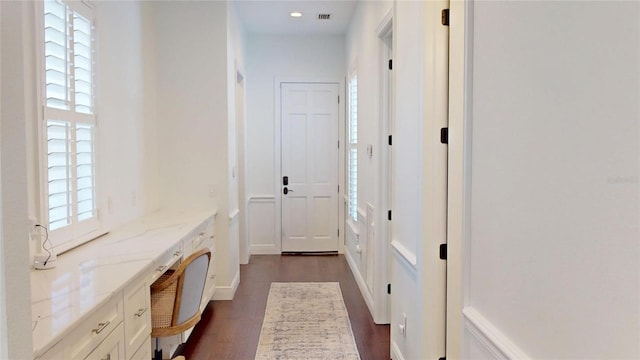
[42,0,98,247]
[348,74,358,222]
[73,13,93,114]
[47,120,72,230]
[44,0,70,110]
[75,123,96,221]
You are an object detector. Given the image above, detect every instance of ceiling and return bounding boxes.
[232,0,359,35]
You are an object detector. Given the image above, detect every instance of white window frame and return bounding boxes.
[36,0,103,254]
[347,69,358,224]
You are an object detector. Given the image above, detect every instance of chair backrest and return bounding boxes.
[174,249,211,325]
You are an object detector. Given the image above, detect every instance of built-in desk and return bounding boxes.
[30,209,217,359]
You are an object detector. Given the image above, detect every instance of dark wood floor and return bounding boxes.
[176,255,390,360]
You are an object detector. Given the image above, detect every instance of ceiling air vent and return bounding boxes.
[317,13,331,20]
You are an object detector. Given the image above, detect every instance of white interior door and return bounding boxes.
[281,82,339,252]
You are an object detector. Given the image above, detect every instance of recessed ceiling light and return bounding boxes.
[290,11,303,18]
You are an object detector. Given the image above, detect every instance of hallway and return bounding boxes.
[177,255,390,359]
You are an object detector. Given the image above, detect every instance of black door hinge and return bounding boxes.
[439,244,447,260]
[388,210,392,221]
[440,127,449,144]
[441,9,450,26]
[388,135,392,146]
[388,59,393,70]
[387,283,391,294]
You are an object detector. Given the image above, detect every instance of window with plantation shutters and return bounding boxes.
[348,74,358,223]
[41,0,99,249]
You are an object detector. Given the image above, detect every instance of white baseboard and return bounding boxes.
[250,244,280,255]
[463,307,530,359]
[344,249,375,317]
[213,270,240,300]
[391,341,406,360]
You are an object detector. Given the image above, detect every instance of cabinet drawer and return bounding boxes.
[191,227,208,251]
[151,243,183,282]
[65,295,123,360]
[84,322,125,360]
[128,337,151,360]
[123,276,151,359]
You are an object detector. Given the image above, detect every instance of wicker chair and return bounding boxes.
[151,248,211,360]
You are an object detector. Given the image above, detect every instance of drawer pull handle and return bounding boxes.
[92,321,110,334]
[173,250,181,257]
[199,232,205,236]
[156,265,167,272]
[134,308,148,317]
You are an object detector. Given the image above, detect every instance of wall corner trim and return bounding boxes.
[376,8,393,38]
[463,307,531,360]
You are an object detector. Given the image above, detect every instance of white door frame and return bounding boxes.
[375,8,393,325]
[446,1,470,358]
[274,78,345,253]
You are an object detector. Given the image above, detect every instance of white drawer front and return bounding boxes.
[151,243,183,282]
[84,322,125,360]
[65,295,123,360]
[123,277,150,359]
[128,337,151,360]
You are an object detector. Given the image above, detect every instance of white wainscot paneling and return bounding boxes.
[248,196,278,254]
[390,254,418,360]
[345,208,375,319]
[463,307,530,360]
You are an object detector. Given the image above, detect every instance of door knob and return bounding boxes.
[283,187,294,195]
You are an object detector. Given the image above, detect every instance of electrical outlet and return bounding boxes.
[29,217,38,231]
[398,313,407,337]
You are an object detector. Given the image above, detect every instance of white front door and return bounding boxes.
[281,82,339,252]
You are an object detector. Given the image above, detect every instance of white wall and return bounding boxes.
[462,1,640,358]
[97,1,154,229]
[147,1,239,300]
[245,34,345,253]
[343,0,392,325]
[0,2,34,358]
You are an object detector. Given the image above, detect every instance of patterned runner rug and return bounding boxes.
[255,282,361,360]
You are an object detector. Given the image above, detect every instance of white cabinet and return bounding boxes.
[128,338,151,360]
[84,323,125,360]
[64,295,123,360]
[123,275,151,359]
[32,212,217,360]
[36,341,63,360]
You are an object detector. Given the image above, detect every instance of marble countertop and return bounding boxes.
[30,209,217,357]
